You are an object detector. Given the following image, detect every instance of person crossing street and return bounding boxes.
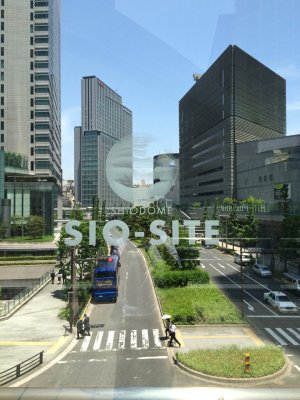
[168,321,181,347]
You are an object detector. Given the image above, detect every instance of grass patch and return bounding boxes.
[176,345,285,378]
[157,285,245,324]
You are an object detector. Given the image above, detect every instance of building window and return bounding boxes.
[31,135,34,143]
[0,133,4,142]
[259,176,262,183]
[35,73,49,81]
[35,111,49,117]
[0,71,3,80]
[30,49,33,58]
[264,175,267,182]
[35,98,49,105]
[1,22,4,31]
[0,47,4,56]
[1,10,4,18]
[30,86,34,94]
[35,36,48,43]
[31,123,34,131]
[0,34,4,43]
[35,85,49,93]
[1,1,4,7]
[0,59,3,68]
[31,161,34,171]
[34,24,48,31]
[35,1,49,6]
[35,13,48,19]
[1,96,3,105]
[35,49,48,56]
[0,84,4,93]
[30,36,33,45]
[35,122,49,130]
[31,147,34,156]
[269,174,273,181]
[30,110,34,119]
[35,62,48,68]
[0,109,3,117]
[0,121,4,130]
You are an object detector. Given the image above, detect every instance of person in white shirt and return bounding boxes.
[168,321,181,347]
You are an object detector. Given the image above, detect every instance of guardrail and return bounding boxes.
[0,351,43,386]
[0,271,51,318]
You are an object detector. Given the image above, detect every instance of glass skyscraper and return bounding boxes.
[1,0,61,183]
[179,45,286,205]
[74,76,132,207]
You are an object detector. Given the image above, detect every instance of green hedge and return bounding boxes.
[153,269,209,288]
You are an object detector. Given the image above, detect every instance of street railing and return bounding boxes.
[0,351,43,386]
[0,271,51,318]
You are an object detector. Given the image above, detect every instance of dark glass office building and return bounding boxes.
[179,45,286,205]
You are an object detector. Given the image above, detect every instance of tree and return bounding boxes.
[241,197,258,248]
[70,202,84,220]
[26,215,44,239]
[225,198,241,251]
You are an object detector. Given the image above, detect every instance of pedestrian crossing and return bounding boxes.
[75,328,166,352]
[264,327,300,346]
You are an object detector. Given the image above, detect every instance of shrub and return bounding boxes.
[153,269,209,288]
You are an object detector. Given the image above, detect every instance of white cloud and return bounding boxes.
[61,106,81,180]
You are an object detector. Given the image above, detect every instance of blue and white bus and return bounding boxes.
[92,255,120,302]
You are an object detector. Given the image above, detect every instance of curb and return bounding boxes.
[172,351,290,385]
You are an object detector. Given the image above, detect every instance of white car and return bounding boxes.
[263,291,298,313]
[252,262,272,277]
[234,252,251,265]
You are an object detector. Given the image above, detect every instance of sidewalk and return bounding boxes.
[0,280,74,373]
[173,325,264,353]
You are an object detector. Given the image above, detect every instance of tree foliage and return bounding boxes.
[26,215,44,239]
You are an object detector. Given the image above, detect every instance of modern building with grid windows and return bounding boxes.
[179,44,286,206]
[0,0,61,235]
[74,76,132,207]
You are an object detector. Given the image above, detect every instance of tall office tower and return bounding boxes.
[179,45,286,205]
[74,76,132,207]
[1,0,61,182]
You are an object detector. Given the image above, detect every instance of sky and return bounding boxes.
[61,0,300,181]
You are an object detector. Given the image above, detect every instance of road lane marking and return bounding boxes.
[130,330,137,349]
[287,328,300,341]
[93,331,103,351]
[142,329,149,349]
[217,263,225,269]
[295,365,300,372]
[137,356,168,360]
[153,329,162,348]
[119,330,126,349]
[265,328,287,345]
[0,341,54,346]
[243,328,265,346]
[275,328,299,345]
[106,331,114,350]
[208,263,277,315]
[80,333,93,352]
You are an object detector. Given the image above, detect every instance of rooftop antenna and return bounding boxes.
[193,73,202,81]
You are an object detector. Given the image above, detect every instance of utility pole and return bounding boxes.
[240,241,244,319]
[69,247,78,332]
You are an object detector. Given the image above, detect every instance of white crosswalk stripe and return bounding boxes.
[264,327,300,346]
[79,329,165,352]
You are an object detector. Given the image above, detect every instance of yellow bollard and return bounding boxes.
[244,352,251,373]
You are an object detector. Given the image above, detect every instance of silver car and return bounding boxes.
[252,262,272,277]
[263,291,298,313]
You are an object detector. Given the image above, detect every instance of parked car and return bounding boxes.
[281,272,300,294]
[252,262,272,277]
[234,252,251,265]
[263,291,298,313]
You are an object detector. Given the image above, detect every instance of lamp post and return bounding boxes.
[69,247,78,333]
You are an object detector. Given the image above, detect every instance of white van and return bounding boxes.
[281,272,300,294]
[234,252,251,265]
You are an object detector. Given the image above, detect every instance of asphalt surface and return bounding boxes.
[0,241,298,390]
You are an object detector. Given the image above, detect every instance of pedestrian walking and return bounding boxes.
[50,270,55,284]
[57,272,62,284]
[76,318,84,339]
[165,318,171,338]
[62,271,67,284]
[83,313,90,336]
[168,321,181,347]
